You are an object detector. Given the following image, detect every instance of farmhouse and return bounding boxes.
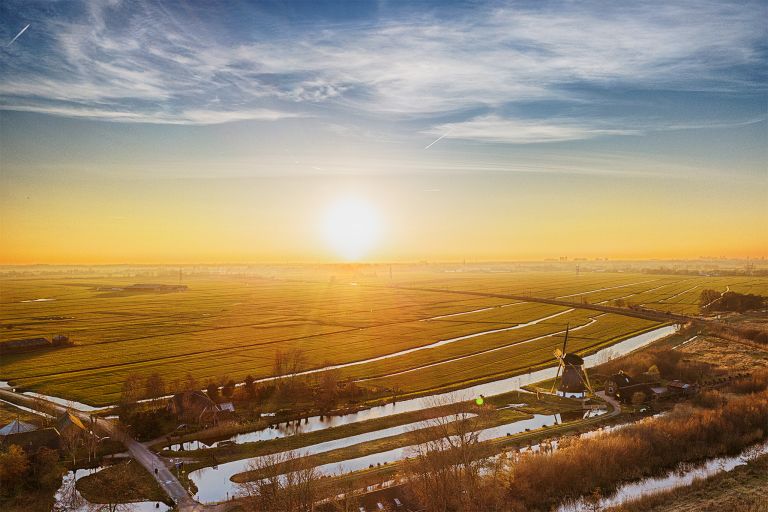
[0,428,60,451]
[604,371,658,403]
[168,390,219,425]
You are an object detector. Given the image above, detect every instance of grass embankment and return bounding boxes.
[227,391,587,483]
[76,460,169,505]
[180,390,579,471]
[608,454,768,512]
[242,396,624,501]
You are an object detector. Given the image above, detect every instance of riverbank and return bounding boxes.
[607,454,768,512]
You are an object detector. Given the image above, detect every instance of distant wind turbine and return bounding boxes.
[7,24,30,47]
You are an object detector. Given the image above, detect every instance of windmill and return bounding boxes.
[551,325,594,397]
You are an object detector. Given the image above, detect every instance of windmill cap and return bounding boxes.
[563,353,584,365]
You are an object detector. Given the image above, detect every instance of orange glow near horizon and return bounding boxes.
[1,169,765,265]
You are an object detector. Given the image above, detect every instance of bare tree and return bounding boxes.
[119,373,144,417]
[31,396,56,426]
[328,480,361,512]
[273,348,308,397]
[236,450,319,512]
[403,395,497,512]
[316,365,341,412]
[84,416,101,462]
[182,373,199,392]
[60,426,84,465]
[144,372,166,399]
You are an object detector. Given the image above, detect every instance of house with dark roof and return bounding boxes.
[604,371,659,404]
[167,391,219,425]
[0,428,60,451]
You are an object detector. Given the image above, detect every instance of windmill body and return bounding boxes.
[560,353,587,393]
[551,325,594,397]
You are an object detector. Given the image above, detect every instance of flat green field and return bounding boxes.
[0,400,43,427]
[1,269,766,405]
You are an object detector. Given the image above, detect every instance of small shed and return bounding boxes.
[668,380,697,396]
[52,334,71,345]
[217,402,235,413]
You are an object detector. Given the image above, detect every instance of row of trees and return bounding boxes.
[700,289,766,313]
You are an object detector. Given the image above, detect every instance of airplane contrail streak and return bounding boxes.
[424,129,452,149]
[7,24,30,47]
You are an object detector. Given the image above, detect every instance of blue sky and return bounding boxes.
[0,1,766,262]
[2,1,765,137]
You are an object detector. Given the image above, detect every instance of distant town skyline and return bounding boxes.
[1,0,766,264]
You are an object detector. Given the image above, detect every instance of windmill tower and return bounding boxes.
[551,325,594,397]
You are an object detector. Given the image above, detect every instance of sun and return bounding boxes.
[323,198,380,261]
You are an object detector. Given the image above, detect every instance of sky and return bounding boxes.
[0,0,766,264]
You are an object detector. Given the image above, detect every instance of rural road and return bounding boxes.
[390,285,692,324]
[0,387,219,512]
[596,390,621,418]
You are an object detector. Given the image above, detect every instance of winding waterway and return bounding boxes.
[557,440,768,511]
[188,408,606,504]
[170,324,677,453]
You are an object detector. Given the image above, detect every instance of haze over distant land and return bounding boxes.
[0,0,766,264]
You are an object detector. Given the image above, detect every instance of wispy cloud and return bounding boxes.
[425,116,639,144]
[0,104,298,124]
[0,0,764,133]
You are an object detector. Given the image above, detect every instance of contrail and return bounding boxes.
[424,128,452,149]
[7,24,30,47]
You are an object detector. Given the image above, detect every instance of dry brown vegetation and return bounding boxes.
[503,390,768,511]
[704,322,768,347]
[596,343,714,383]
[726,369,768,394]
[396,380,768,512]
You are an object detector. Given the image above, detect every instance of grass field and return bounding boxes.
[0,400,43,427]
[2,268,767,406]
